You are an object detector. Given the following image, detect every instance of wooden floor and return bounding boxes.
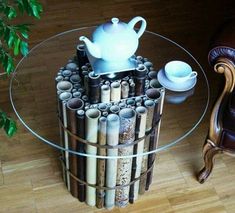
[1,0,235,212]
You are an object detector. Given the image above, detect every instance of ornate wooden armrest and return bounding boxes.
[198,19,235,183]
[207,19,235,147]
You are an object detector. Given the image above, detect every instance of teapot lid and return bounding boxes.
[103,18,126,33]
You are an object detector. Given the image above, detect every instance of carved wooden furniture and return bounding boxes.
[198,19,235,183]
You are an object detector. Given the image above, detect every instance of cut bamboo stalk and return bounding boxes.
[129,106,147,203]
[76,110,86,202]
[85,108,101,206]
[96,117,107,208]
[66,62,78,72]
[88,72,101,104]
[58,92,72,188]
[76,44,89,70]
[116,108,136,207]
[145,89,162,190]
[57,80,73,93]
[121,81,129,99]
[61,100,71,191]
[139,99,155,194]
[70,74,81,84]
[129,83,135,97]
[66,98,84,198]
[134,64,147,96]
[105,114,120,209]
[101,85,110,103]
[109,105,120,114]
[62,69,72,78]
[98,103,109,113]
[149,80,165,115]
[110,81,121,101]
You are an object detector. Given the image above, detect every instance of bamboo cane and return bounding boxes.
[105,114,120,209]
[115,108,136,207]
[85,109,101,206]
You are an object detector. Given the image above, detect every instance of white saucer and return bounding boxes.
[157,69,197,92]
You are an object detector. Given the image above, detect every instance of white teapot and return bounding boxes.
[79,16,146,62]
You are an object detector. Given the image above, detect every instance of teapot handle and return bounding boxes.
[128,16,147,38]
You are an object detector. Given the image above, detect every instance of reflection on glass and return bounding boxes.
[9,27,209,158]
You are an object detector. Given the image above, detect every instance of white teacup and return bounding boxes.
[164,60,197,83]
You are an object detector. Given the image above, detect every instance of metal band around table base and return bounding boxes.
[60,156,155,190]
[58,115,161,149]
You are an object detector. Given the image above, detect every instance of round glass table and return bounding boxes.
[9,27,209,159]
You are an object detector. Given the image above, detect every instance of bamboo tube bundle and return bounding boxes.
[115,108,136,207]
[55,52,166,209]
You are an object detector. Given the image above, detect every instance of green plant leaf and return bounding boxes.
[13,38,21,56]
[6,61,13,74]
[16,24,30,31]
[20,40,28,56]
[28,0,42,19]
[4,6,10,17]
[0,0,42,137]
[8,7,17,19]
[4,118,17,137]
[32,5,40,19]
[17,0,25,14]
[21,30,28,39]
[6,56,14,74]
[7,31,15,48]
[22,0,32,16]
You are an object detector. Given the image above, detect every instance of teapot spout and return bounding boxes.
[79,36,101,59]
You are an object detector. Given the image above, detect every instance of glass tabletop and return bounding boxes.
[9,26,209,159]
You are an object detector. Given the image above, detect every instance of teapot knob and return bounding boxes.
[111,17,119,24]
[128,16,147,38]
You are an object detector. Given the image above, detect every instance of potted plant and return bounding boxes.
[0,0,43,136]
